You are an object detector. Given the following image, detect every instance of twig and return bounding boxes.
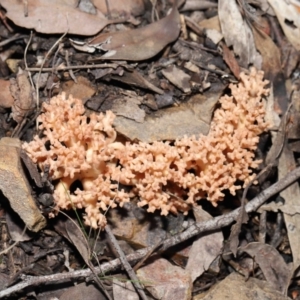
[34,31,67,128]
[24,31,35,90]
[25,63,119,72]
[105,225,148,300]
[65,49,77,83]
[259,210,267,243]
[0,11,13,32]
[0,34,27,47]
[11,31,35,138]
[1,166,300,298]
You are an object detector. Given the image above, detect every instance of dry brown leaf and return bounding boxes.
[278,146,300,272]
[186,207,223,282]
[252,28,281,81]
[88,6,181,61]
[0,79,14,108]
[0,138,46,232]
[287,90,300,139]
[54,218,90,266]
[221,42,240,79]
[93,0,145,16]
[0,0,110,35]
[113,278,139,300]
[241,242,292,294]
[267,0,300,51]
[195,272,291,300]
[199,15,221,32]
[110,203,166,248]
[114,91,222,142]
[59,282,106,300]
[6,210,34,242]
[258,201,300,215]
[61,76,96,103]
[218,0,261,68]
[9,68,35,123]
[181,0,217,11]
[111,96,145,123]
[109,69,164,94]
[252,28,288,113]
[161,65,191,93]
[137,257,192,300]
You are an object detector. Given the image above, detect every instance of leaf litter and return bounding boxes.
[0,0,300,299]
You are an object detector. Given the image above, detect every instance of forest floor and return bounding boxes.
[0,0,299,299]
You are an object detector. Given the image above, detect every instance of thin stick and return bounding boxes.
[24,31,35,90]
[105,225,148,300]
[34,31,67,128]
[0,34,28,47]
[26,63,119,72]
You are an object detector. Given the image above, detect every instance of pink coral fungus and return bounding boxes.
[23,68,269,228]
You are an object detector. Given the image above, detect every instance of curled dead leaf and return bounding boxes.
[0,138,46,232]
[241,242,292,294]
[10,68,36,123]
[87,6,181,61]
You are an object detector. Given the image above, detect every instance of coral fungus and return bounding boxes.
[23,68,269,228]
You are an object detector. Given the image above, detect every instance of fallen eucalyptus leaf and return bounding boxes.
[0,0,110,35]
[88,5,181,61]
[0,137,46,232]
[10,68,36,123]
[241,242,291,294]
[218,0,261,67]
[279,147,300,272]
[268,0,300,51]
[162,65,191,93]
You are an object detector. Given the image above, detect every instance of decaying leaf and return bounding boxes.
[241,242,291,294]
[6,209,34,242]
[9,68,36,123]
[59,282,106,300]
[287,90,300,140]
[54,218,90,266]
[268,0,300,51]
[0,79,14,108]
[111,95,145,123]
[0,137,46,232]
[252,28,281,81]
[162,65,191,93]
[110,202,167,248]
[186,207,223,282]
[221,42,240,79]
[198,272,291,300]
[109,69,164,94]
[113,278,139,300]
[278,146,300,272]
[114,91,222,142]
[258,201,300,216]
[84,5,181,60]
[0,0,110,35]
[61,76,96,103]
[218,0,261,68]
[93,0,145,16]
[137,257,192,300]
